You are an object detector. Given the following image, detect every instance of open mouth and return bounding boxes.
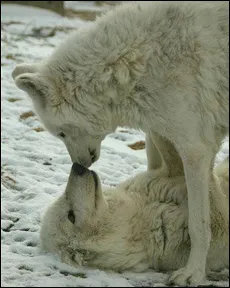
[91,170,98,191]
[70,162,98,192]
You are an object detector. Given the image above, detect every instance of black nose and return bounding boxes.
[72,162,88,176]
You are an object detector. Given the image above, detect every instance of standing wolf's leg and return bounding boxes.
[146,132,184,176]
[169,142,213,285]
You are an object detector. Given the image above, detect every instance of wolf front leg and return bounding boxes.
[169,143,212,285]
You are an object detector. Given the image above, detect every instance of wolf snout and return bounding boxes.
[72,162,89,176]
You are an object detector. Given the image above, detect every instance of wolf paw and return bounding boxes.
[169,266,205,286]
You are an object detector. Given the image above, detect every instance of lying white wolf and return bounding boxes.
[13,1,229,284]
[40,157,229,283]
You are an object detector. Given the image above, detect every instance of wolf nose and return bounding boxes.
[72,162,88,176]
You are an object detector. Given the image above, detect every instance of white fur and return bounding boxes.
[13,1,228,285]
[40,158,229,282]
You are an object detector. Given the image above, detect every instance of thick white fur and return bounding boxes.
[40,158,229,283]
[13,1,228,285]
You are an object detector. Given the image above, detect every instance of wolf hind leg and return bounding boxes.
[146,132,184,177]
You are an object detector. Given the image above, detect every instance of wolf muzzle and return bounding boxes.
[72,162,89,176]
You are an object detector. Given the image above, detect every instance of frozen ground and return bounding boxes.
[1,3,229,287]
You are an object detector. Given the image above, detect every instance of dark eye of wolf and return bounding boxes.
[59,132,65,138]
[68,210,75,224]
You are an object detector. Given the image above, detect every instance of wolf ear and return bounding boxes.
[12,63,41,80]
[14,73,48,100]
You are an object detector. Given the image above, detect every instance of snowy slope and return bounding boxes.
[1,3,229,287]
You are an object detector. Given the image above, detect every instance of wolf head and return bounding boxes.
[40,162,108,266]
[12,18,150,166]
[40,162,150,271]
[12,62,114,167]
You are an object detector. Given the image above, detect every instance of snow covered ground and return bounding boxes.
[1,3,229,287]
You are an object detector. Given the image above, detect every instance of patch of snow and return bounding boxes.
[65,1,109,12]
[1,4,87,28]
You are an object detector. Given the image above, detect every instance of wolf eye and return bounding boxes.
[68,210,75,224]
[58,132,66,138]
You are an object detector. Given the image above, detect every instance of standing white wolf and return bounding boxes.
[40,158,229,282]
[12,1,229,285]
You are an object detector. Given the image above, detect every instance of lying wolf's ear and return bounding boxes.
[12,63,40,80]
[15,73,48,97]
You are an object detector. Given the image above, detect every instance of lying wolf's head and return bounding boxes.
[40,162,109,266]
[12,62,114,167]
[40,161,152,272]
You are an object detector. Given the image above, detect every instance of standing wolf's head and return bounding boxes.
[12,7,149,166]
[12,62,115,167]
